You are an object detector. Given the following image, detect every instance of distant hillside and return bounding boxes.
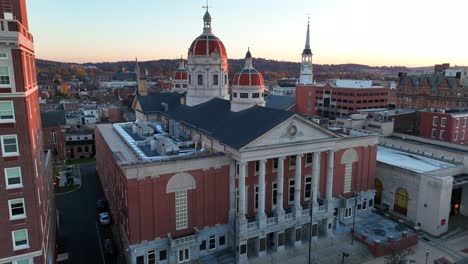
[36,58,413,82]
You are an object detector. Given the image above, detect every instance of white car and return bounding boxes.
[99,212,111,225]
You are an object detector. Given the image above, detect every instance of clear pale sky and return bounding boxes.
[27,0,467,67]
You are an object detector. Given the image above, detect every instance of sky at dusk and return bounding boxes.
[27,0,468,67]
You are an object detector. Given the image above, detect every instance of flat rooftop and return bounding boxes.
[386,136,468,156]
[377,146,457,173]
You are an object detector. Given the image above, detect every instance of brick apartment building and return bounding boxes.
[41,110,67,161]
[0,1,56,263]
[418,110,468,145]
[296,79,390,118]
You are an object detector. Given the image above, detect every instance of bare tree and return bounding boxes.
[384,248,415,264]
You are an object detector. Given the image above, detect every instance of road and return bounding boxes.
[56,163,116,264]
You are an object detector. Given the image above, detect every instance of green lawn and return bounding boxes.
[65,157,96,165]
[55,184,80,194]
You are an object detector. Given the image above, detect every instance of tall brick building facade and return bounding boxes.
[0,1,56,263]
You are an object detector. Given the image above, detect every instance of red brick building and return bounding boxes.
[0,1,56,263]
[396,73,468,109]
[41,110,67,161]
[296,80,390,118]
[418,110,468,145]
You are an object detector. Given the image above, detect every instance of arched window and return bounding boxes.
[166,173,196,230]
[375,179,382,205]
[394,187,409,216]
[341,149,358,193]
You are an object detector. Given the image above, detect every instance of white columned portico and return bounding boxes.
[238,162,247,222]
[229,159,236,222]
[276,157,285,220]
[294,154,303,213]
[312,152,321,207]
[326,150,334,201]
[257,160,267,226]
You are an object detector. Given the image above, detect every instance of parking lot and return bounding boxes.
[56,163,119,263]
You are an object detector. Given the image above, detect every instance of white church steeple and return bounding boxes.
[299,19,313,85]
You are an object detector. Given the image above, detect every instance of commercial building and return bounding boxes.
[96,11,378,264]
[0,1,56,263]
[418,109,468,145]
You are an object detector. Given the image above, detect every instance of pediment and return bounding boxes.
[242,115,340,149]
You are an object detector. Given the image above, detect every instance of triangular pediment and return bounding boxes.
[242,115,340,149]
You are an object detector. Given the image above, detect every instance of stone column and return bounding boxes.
[229,159,236,222]
[257,160,267,226]
[276,157,285,220]
[294,154,303,213]
[326,150,334,201]
[312,152,321,207]
[238,162,247,222]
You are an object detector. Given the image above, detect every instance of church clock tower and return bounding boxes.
[299,20,313,85]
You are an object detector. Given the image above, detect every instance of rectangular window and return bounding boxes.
[304,177,312,200]
[219,235,225,246]
[9,198,26,220]
[289,156,296,170]
[5,167,22,189]
[51,131,57,144]
[197,74,203,86]
[77,146,82,152]
[273,158,278,172]
[431,129,437,139]
[147,250,156,264]
[369,199,373,207]
[200,240,206,251]
[255,161,259,174]
[288,179,295,204]
[159,250,167,261]
[16,259,30,264]
[344,208,352,219]
[12,229,29,250]
[462,131,465,140]
[362,199,367,210]
[0,101,14,121]
[456,119,459,128]
[441,117,447,127]
[136,256,144,264]
[272,182,277,208]
[1,135,19,156]
[432,116,438,126]
[463,118,467,127]
[305,153,312,166]
[175,189,188,230]
[212,74,219,85]
[440,130,445,140]
[209,235,216,250]
[178,248,190,263]
[233,92,237,98]
[454,132,458,140]
[343,163,352,193]
[0,66,10,85]
[240,93,248,98]
[252,93,260,98]
[0,52,7,59]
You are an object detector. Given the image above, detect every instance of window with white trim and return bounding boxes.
[463,118,467,127]
[1,135,19,156]
[440,130,445,140]
[289,156,296,170]
[9,198,26,220]
[344,208,352,218]
[175,190,188,230]
[0,101,14,122]
[15,259,30,264]
[209,235,216,250]
[431,129,436,139]
[362,199,367,210]
[272,182,277,209]
[0,66,10,85]
[288,179,295,204]
[454,131,458,140]
[305,153,312,166]
[441,117,447,127]
[0,52,7,59]
[147,250,156,264]
[343,163,352,193]
[5,167,22,189]
[12,229,29,250]
[432,116,438,126]
[178,248,190,263]
[462,131,465,140]
[304,176,312,201]
[273,158,278,172]
[456,119,459,128]
[51,131,57,144]
[254,186,259,211]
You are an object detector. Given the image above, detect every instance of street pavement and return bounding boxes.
[56,163,117,264]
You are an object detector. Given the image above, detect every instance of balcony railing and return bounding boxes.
[0,19,33,41]
[172,234,197,247]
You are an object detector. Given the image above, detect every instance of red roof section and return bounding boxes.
[189,35,227,58]
[233,72,264,86]
[174,71,188,80]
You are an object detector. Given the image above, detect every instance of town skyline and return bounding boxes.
[28,0,468,67]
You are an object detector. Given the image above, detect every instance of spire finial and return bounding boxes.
[305,17,310,50]
[202,0,212,34]
[202,0,209,12]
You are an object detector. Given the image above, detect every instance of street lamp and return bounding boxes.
[425,249,430,264]
[341,252,350,264]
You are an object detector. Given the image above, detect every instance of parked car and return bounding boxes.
[96,199,108,212]
[103,239,115,256]
[99,212,111,225]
